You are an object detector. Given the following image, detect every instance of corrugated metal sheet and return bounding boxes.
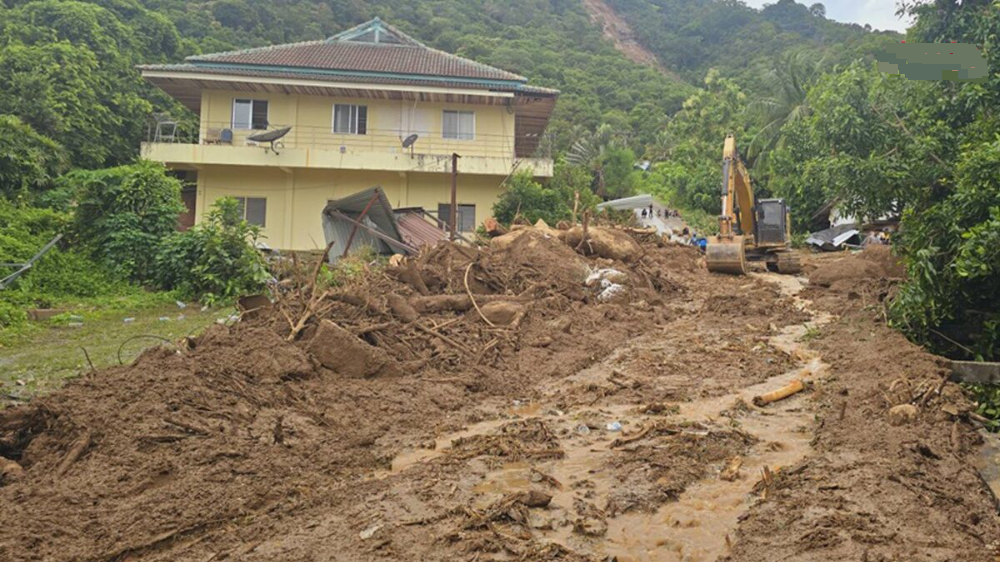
[396,209,448,249]
[322,186,411,261]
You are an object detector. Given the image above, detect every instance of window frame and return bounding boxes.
[234,196,267,227]
[333,103,368,135]
[438,203,476,232]
[231,99,269,131]
[442,110,475,141]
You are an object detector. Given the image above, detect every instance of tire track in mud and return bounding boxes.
[373,272,833,561]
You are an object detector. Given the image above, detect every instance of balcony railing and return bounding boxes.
[145,119,552,160]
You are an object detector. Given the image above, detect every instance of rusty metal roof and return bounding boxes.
[395,208,449,250]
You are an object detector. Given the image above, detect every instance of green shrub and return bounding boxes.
[68,160,184,283]
[890,137,1000,361]
[154,197,269,304]
[493,166,600,226]
[0,199,124,328]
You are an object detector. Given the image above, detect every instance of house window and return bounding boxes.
[442,110,474,140]
[333,104,368,134]
[438,203,476,232]
[235,196,267,227]
[232,99,268,130]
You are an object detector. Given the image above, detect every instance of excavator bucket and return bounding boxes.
[706,235,747,275]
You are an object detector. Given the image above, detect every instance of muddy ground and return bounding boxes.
[1,231,997,562]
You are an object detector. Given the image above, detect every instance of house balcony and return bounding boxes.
[141,121,554,177]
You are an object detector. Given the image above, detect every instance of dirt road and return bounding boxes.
[1,232,997,561]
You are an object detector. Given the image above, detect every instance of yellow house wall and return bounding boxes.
[200,90,516,159]
[198,166,505,251]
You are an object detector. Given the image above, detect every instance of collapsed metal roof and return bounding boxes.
[322,187,449,261]
[805,223,862,251]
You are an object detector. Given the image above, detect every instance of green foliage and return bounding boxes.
[605,0,897,90]
[890,137,1000,360]
[965,384,1000,432]
[0,199,125,329]
[493,167,600,225]
[0,114,67,201]
[154,197,269,304]
[0,0,174,168]
[69,160,185,283]
[648,69,752,214]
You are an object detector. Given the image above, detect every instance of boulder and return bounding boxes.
[479,301,525,326]
[888,404,919,426]
[308,319,398,378]
[387,293,419,323]
[564,226,642,262]
[0,457,24,483]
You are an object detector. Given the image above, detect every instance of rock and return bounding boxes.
[547,317,573,334]
[888,404,919,426]
[533,218,561,238]
[359,524,382,540]
[387,294,419,323]
[512,490,553,508]
[564,226,643,262]
[479,301,525,326]
[0,457,24,483]
[308,320,399,378]
[489,228,533,251]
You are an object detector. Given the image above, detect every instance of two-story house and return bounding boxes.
[139,18,558,251]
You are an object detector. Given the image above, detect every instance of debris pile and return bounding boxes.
[0,222,706,561]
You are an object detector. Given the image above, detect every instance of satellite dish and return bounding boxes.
[402,133,419,148]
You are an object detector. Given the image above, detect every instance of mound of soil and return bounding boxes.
[809,257,885,287]
[808,246,905,288]
[0,226,739,561]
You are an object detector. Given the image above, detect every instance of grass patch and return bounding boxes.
[0,295,225,405]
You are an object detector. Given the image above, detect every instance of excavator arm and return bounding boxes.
[720,134,757,238]
[708,134,755,273]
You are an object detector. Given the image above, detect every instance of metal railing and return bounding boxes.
[146,119,551,159]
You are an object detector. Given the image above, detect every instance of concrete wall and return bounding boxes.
[199,90,516,159]
[196,166,505,251]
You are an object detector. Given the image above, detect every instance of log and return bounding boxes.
[410,294,531,314]
[56,430,92,477]
[753,379,806,407]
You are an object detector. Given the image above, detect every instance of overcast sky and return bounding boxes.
[743,0,913,32]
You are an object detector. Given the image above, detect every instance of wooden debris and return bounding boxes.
[56,430,92,477]
[752,379,806,407]
[720,456,743,481]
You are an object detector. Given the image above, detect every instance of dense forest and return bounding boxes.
[0,0,998,362]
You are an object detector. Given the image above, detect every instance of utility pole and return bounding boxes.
[450,153,461,241]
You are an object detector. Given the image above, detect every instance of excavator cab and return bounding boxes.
[755,199,790,247]
[705,135,801,275]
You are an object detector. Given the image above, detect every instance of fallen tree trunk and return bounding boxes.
[410,294,531,314]
[753,379,806,407]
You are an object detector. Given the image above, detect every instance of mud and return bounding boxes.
[0,238,997,562]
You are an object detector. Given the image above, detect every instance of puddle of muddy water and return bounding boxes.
[376,272,835,561]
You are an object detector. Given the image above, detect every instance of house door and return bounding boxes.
[179,187,196,230]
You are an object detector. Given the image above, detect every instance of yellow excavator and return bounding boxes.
[706,134,801,275]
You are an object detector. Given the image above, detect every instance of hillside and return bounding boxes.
[0,0,894,169]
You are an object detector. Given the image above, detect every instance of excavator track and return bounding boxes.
[773,251,801,275]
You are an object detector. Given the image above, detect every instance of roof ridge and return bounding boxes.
[326,17,425,48]
[187,38,326,62]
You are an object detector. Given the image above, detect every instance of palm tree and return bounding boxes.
[564,124,622,198]
[745,50,822,168]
